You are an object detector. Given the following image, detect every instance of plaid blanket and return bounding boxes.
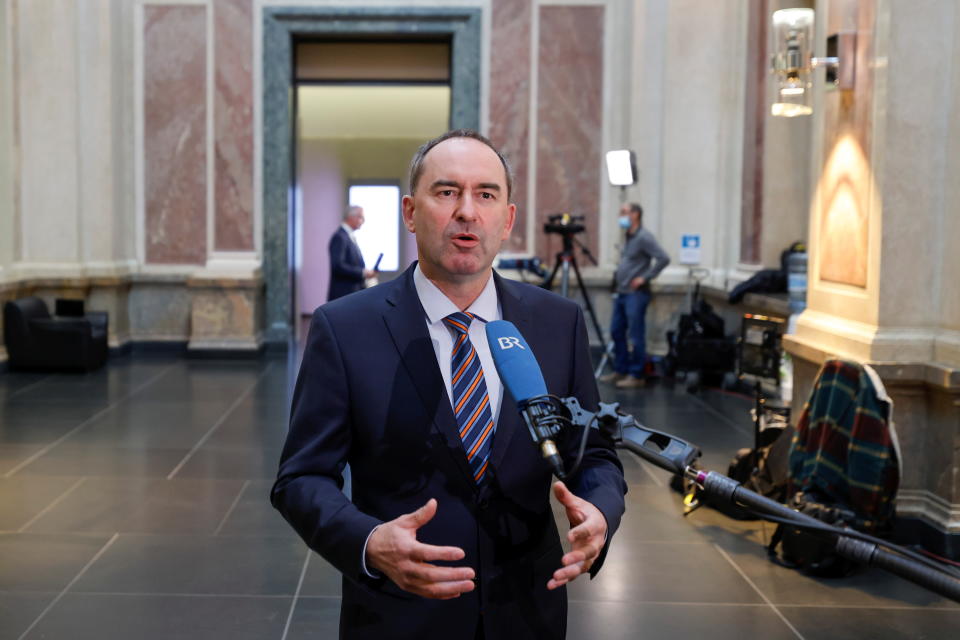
[788,359,899,532]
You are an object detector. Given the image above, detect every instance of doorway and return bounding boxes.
[260,7,481,344]
[295,71,451,318]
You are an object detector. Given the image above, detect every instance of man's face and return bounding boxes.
[347,208,364,230]
[402,138,515,283]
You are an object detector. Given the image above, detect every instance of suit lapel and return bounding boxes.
[383,266,477,488]
[489,272,532,475]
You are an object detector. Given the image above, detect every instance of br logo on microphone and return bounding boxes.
[497,336,525,350]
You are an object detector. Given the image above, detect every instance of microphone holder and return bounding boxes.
[557,397,960,604]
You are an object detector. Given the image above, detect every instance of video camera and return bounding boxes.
[497,257,548,279]
[543,213,586,236]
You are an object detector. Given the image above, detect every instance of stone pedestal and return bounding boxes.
[785,335,960,558]
[186,273,264,354]
[781,0,960,557]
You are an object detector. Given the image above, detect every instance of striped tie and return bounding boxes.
[443,311,495,485]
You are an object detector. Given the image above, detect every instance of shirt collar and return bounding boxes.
[413,263,499,325]
[341,223,356,239]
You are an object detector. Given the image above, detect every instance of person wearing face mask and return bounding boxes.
[600,203,670,389]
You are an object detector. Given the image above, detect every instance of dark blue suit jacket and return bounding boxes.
[272,263,626,639]
[328,227,366,301]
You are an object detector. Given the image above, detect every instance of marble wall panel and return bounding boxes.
[739,0,767,265]
[144,5,207,265]
[534,6,604,262]
[128,283,192,341]
[17,0,80,263]
[817,0,874,287]
[489,0,531,254]
[214,0,254,251]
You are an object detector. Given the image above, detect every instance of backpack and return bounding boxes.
[767,360,900,576]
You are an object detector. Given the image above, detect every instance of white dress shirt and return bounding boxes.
[341,222,360,247]
[362,265,503,576]
[412,264,503,422]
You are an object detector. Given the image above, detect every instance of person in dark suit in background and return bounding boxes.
[273,130,626,639]
[328,205,375,301]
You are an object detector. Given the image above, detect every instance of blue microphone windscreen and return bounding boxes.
[485,320,548,403]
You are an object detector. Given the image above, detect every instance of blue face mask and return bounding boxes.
[618,216,631,229]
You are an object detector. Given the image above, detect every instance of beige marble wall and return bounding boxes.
[659,0,746,278]
[128,282,193,343]
[784,0,960,547]
[489,0,531,255]
[16,0,80,264]
[0,0,13,274]
[188,276,263,350]
[214,0,254,252]
[144,5,207,265]
[77,3,117,265]
[534,5,604,262]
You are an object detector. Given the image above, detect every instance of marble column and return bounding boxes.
[784,0,960,557]
[143,5,207,265]
[534,5,604,263]
[214,0,254,253]
[489,0,531,254]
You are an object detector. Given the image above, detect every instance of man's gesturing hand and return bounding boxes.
[548,481,608,590]
[366,498,476,599]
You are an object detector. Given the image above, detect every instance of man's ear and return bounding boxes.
[501,203,517,240]
[401,195,416,233]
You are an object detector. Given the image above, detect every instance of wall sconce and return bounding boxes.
[770,8,855,117]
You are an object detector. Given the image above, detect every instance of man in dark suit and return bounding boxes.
[328,205,374,301]
[272,130,626,639]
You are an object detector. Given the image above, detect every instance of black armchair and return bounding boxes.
[3,297,108,372]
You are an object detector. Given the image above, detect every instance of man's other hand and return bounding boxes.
[363,269,376,279]
[630,276,646,290]
[548,481,608,590]
[366,498,475,599]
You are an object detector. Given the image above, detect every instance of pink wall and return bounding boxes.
[298,140,343,315]
[214,0,255,251]
[535,5,605,263]
[144,5,207,264]
[489,0,532,254]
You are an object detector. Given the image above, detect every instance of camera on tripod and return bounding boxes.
[543,213,586,236]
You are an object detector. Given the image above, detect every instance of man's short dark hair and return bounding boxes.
[628,202,643,217]
[408,129,514,198]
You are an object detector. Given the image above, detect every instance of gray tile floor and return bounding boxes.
[1,354,958,639]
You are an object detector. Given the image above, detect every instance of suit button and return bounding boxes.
[477,497,489,510]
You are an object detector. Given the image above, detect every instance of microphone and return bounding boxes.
[485,320,567,479]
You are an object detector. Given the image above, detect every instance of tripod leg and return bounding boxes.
[560,258,571,298]
[542,252,565,291]
[568,258,614,365]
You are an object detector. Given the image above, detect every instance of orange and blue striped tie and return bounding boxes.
[443,311,494,485]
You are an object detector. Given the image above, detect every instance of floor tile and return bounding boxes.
[72,533,308,596]
[566,600,799,640]
[0,592,57,639]
[22,593,291,640]
[173,447,283,479]
[24,477,248,535]
[2,351,957,639]
[216,479,299,537]
[0,476,84,531]
[0,533,111,591]
[284,596,342,640]
[565,540,763,604]
[63,400,235,449]
[0,443,46,476]
[780,604,960,640]
[13,445,189,477]
[299,553,346,597]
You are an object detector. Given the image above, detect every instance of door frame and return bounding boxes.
[261,6,482,344]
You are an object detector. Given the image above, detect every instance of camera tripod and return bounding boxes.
[541,233,614,376]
